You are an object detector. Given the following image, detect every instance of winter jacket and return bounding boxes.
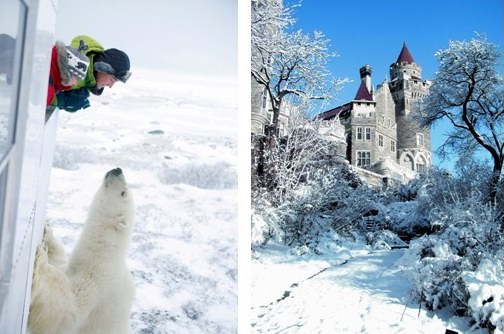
[68,35,105,95]
[46,42,76,107]
[51,35,105,112]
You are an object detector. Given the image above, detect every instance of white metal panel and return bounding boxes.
[0,0,58,332]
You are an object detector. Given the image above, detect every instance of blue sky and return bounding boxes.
[287,0,503,169]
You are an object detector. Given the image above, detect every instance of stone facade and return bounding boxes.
[319,43,432,183]
[250,78,293,137]
[251,77,270,135]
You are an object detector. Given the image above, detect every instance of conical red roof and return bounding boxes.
[396,42,415,64]
[354,80,373,101]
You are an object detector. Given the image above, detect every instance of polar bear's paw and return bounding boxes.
[30,244,49,299]
[43,224,68,270]
[28,243,76,334]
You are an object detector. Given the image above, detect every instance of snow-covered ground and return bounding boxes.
[46,69,237,333]
[252,242,483,334]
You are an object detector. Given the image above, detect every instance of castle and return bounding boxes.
[251,43,432,184]
[318,43,432,183]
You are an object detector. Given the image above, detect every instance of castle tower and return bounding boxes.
[389,43,431,172]
[348,67,377,168]
[359,64,373,96]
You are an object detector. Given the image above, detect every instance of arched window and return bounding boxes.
[400,153,414,170]
[416,154,427,172]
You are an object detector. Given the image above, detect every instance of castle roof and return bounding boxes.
[396,42,415,64]
[317,102,351,120]
[354,80,373,101]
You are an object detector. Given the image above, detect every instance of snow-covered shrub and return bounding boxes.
[385,173,428,202]
[365,230,406,250]
[462,257,504,332]
[401,195,503,327]
[252,111,356,250]
[252,163,350,248]
[251,194,287,247]
[328,183,385,233]
[379,201,430,237]
[405,236,469,312]
[415,166,492,226]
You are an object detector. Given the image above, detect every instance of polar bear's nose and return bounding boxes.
[111,168,122,176]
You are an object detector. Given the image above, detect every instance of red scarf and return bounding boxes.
[46,46,73,107]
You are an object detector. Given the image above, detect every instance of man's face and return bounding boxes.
[95,72,118,89]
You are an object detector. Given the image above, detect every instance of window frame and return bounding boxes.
[356,127,363,140]
[365,127,371,140]
[416,133,424,146]
[357,150,371,167]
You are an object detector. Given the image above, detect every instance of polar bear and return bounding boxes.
[28,167,135,334]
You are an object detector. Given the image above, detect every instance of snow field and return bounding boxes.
[46,69,237,333]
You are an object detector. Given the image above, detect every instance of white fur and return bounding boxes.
[28,169,135,334]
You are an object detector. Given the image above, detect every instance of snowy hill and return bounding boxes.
[46,69,237,333]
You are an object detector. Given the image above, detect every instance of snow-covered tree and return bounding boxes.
[252,106,353,246]
[256,108,344,201]
[251,0,346,139]
[420,35,504,203]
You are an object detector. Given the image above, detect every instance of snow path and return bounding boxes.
[252,250,464,334]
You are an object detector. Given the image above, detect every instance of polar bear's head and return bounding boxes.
[90,167,134,230]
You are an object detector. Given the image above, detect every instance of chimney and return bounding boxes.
[359,65,372,94]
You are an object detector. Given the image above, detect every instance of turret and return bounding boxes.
[359,65,372,95]
[389,43,432,172]
[389,42,422,80]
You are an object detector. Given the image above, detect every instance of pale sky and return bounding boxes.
[55,0,237,79]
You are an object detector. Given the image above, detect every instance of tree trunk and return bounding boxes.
[251,134,267,189]
[489,160,502,204]
[268,99,281,143]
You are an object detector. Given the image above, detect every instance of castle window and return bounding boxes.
[357,127,363,140]
[357,151,371,167]
[378,135,383,147]
[391,140,396,152]
[417,133,424,146]
[416,163,425,172]
[388,118,391,127]
[365,127,371,140]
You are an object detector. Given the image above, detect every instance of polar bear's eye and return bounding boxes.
[121,191,127,197]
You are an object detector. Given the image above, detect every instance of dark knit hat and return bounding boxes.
[66,46,89,80]
[94,48,131,83]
